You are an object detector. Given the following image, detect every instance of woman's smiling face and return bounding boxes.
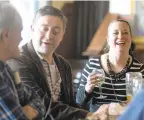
[107,21,132,54]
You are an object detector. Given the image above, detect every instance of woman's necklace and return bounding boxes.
[107,54,130,80]
[106,54,130,103]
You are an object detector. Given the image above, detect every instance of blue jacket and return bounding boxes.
[118,90,144,120]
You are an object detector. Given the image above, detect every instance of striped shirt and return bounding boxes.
[76,56,144,111]
[41,59,62,102]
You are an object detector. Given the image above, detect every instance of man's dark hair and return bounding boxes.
[33,6,67,30]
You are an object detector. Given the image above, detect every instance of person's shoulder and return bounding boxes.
[131,57,144,72]
[0,61,5,70]
[7,43,34,68]
[55,53,67,62]
[132,57,144,67]
[88,55,101,63]
[19,42,29,55]
[54,53,71,66]
[132,57,142,63]
[18,42,36,62]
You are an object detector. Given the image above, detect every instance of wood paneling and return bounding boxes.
[83,13,119,56]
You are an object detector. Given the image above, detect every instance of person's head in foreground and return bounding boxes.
[0,2,22,62]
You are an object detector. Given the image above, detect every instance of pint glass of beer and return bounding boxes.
[126,72,142,103]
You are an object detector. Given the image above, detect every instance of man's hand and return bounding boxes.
[108,103,126,116]
[23,105,38,120]
[85,104,109,120]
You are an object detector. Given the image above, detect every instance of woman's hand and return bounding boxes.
[85,71,102,94]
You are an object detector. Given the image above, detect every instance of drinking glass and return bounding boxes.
[93,69,106,99]
[126,72,142,102]
[132,72,143,96]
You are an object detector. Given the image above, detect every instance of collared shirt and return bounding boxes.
[35,50,62,102]
[41,59,62,102]
[0,61,28,120]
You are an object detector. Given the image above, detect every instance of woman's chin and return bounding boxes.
[116,49,128,54]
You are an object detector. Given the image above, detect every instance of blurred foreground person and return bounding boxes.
[118,90,144,120]
[0,2,45,120]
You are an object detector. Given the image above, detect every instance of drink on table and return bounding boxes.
[126,72,142,103]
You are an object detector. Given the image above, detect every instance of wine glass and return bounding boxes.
[93,69,107,99]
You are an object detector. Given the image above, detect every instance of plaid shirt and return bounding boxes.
[0,61,27,120]
[0,61,45,120]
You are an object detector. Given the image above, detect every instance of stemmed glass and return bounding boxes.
[93,69,107,99]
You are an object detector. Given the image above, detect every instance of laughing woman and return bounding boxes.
[76,19,144,112]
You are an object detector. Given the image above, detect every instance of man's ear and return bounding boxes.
[60,30,65,42]
[62,30,65,36]
[0,29,9,42]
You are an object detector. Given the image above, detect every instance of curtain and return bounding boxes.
[73,1,109,59]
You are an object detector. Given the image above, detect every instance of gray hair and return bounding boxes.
[33,6,67,30]
[0,2,21,40]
